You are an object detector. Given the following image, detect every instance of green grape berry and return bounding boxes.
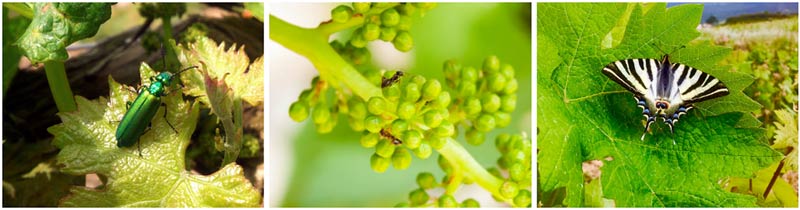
[353,2,370,13]
[514,190,532,207]
[316,119,336,133]
[393,31,413,52]
[398,3,417,16]
[431,91,451,109]
[500,94,517,112]
[438,195,458,208]
[462,198,480,208]
[483,55,501,73]
[381,8,400,26]
[438,154,452,174]
[481,94,501,113]
[349,116,365,131]
[500,63,515,79]
[494,112,512,128]
[397,101,416,119]
[370,153,391,173]
[500,180,520,199]
[465,128,485,146]
[365,115,382,133]
[456,81,477,97]
[464,97,482,116]
[348,99,367,119]
[360,132,380,148]
[487,73,507,93]
[509,163,526,182]
[404,130,423,149]
[495,133,511,153]
[367,96,387,115]
[421,80,442,101]
[380,26,397,41]
[503,78,519,94]
[461,66,479,82]
[474,114,496,132]
[404,83,421,102]
[365,14,381,25]
[288,101,309,122]
[443,59,461,81]
[434,121,455,137]
[416,172,438,189]
[423,109,444,128]
[376,139,396,158]
[331,5,353,23]
[392,147,412,170]
[298,89,312,102]
[350,28,367,48]
[409,188,429,206]
[391,120,409,133]
[383,84,401,101]
[397,15,412,31]
[507,148,526,164]
[413,143,433,159]
[429,136,446,150]
[363,23,381,41]
[411,75,426,86]
[312,103,331,124]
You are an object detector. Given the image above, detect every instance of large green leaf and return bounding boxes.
[47,63,261,207]
[537,3,782,207]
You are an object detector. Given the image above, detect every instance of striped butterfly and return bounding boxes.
[602,54,729,141]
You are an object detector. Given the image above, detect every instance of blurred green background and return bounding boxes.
[272,3,531,207]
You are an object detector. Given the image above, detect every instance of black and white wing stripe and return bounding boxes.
[671,63,729,104]
[601,59,660,96]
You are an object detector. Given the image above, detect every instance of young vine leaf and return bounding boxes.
[17,3,111,63]
[537,3,782,207]
[177,37,264,164]
[47,63,261,207]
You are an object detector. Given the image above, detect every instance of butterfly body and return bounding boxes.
[602,55,729,141]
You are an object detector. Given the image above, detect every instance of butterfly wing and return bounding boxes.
[671,63,730,104]
[601,59,660,97]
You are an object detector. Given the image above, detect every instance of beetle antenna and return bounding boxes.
[175,66,198,75]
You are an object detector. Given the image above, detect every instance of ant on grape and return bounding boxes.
[381,71,404,88]
[380,128,403,145]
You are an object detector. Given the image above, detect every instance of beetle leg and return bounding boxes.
[137,139,143,157]
[161,103,178,134]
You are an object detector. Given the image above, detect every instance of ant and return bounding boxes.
[381,71,404,88]
[380,128,403,145]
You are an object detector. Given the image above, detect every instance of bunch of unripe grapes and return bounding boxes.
[288,76,346,134]
[289,56,519,173]
[401,134,531,207]
[331,2,436,52]
[445,55,519,146]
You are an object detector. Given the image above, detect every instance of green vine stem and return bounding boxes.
[270,14,511,204]
[44,60,77,112]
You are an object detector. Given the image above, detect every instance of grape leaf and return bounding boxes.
[537,3,782,207]
[177,36,264,165]
[17,3,111,63]
[47,63,261,207]
[178,37,263,107]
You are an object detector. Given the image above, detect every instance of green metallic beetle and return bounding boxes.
[115,66,197,155]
